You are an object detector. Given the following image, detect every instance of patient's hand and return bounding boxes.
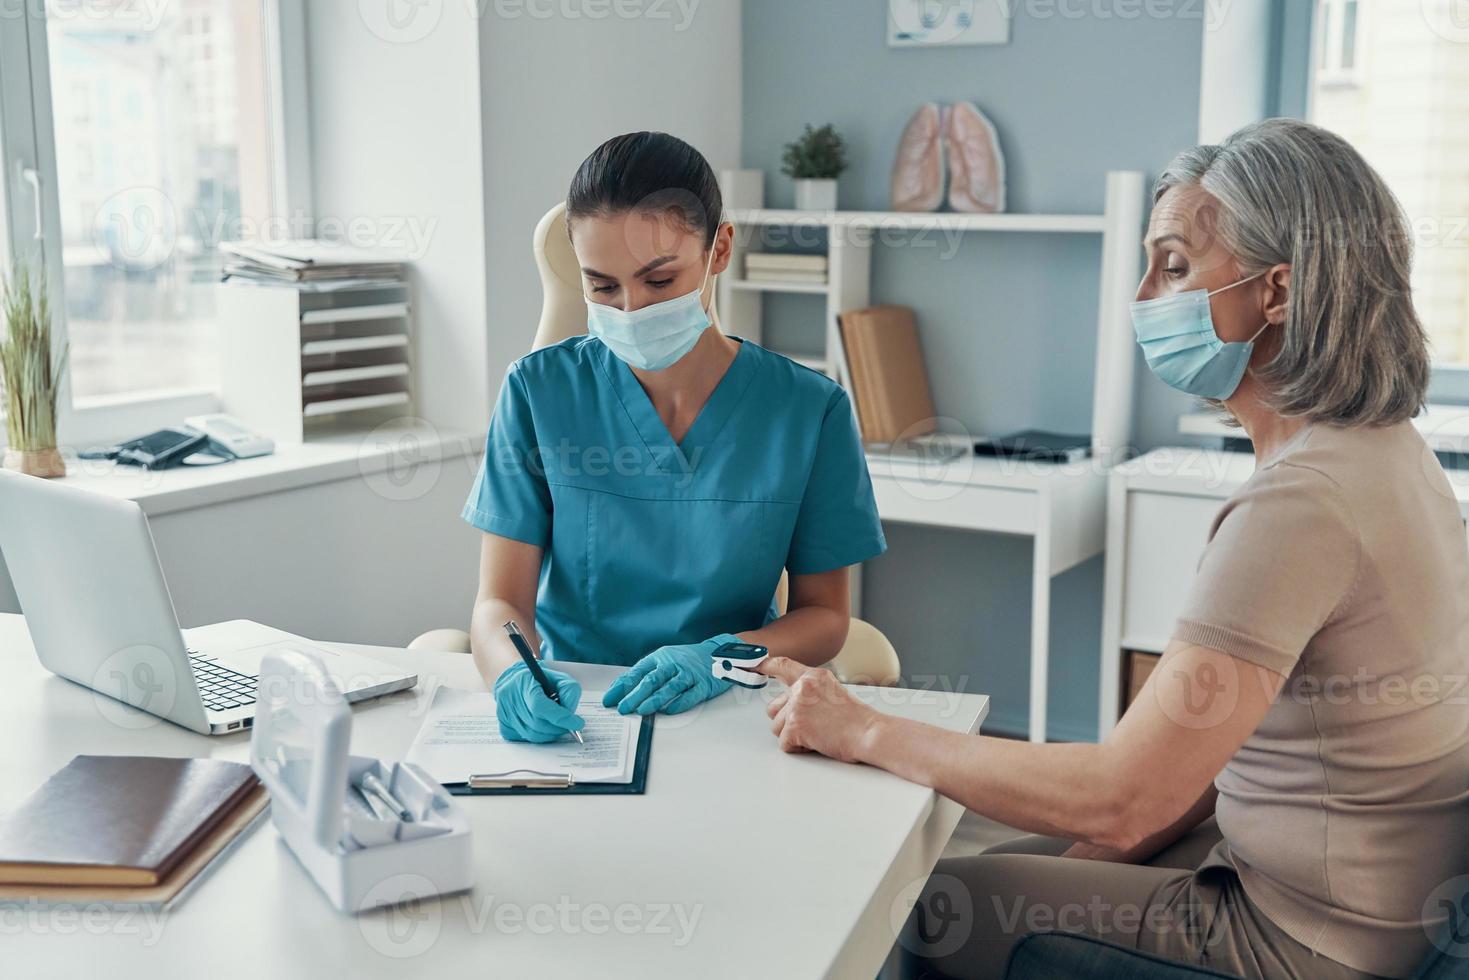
[759,657,880,764]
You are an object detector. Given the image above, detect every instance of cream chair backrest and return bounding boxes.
[532,202,588,350]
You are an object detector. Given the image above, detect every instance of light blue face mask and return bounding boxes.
[1130,272,1270,400]
[585,245,716,372]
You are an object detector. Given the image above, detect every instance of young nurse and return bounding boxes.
[462,131,886,742]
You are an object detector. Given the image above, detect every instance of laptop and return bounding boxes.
[0,469,418,735]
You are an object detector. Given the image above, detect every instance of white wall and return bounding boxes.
[1198,0,1274,144]
[305,1,492,434]
[152,466,481,645]
[478,1,743,384]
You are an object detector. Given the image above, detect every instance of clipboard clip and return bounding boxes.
[467,768,576,790]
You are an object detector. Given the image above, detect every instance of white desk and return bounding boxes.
[0,615,987,980]
[1097,447,1469,736]
[867,450,1107,743]
[45,419,481,517]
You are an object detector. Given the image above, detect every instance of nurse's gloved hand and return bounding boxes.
[493,661,586,743]
[602,634,742,716]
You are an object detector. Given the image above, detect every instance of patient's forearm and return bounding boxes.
[469,596,540,687]
[855,716,1144,850]
[1063,785,1218,863]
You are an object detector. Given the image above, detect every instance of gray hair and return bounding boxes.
[1155,118,1429,426]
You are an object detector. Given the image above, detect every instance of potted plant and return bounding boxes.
[782,123,848,211]
[1,264,67,478]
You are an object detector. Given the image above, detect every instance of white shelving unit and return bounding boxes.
[719,173,1146,742]
[720,172,1144,462]
[219,280,414,443]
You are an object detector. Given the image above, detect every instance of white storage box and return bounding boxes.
[249,648,472,913]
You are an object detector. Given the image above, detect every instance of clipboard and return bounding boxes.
[441,714,655,796]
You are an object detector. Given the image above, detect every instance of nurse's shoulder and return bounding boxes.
[744,339,851,416]
[504,334,604,390]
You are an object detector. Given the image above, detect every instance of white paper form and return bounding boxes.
[405,686,641,784]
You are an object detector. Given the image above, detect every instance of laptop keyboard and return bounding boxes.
[188,654,258,712]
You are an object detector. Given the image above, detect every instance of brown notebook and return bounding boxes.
[0,756,260,886]
[837,305,937,444]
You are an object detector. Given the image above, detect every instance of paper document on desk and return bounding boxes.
[405,686,642,785]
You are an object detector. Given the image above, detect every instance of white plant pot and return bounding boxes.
[793,178,838,211]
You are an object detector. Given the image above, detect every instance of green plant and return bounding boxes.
[781,124,848,180]
[0,263,66,452]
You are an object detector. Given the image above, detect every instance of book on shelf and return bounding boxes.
[837,304,939,446]
[744,252,828,272]
[741,269,829,284]
[743,253,828,283]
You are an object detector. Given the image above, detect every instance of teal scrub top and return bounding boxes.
[462,335,886,667]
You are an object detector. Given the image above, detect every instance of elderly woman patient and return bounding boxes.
[757,118,1469,980]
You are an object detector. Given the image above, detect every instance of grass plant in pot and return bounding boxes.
[782,123,848,211]
[1,265,67,478]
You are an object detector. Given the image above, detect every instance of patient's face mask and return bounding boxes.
[585,245,717,372]
[1130,272,1270,400]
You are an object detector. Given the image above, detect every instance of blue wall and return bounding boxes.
[742,0,1207,739]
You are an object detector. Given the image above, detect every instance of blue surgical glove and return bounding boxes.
[493,661,586,743]
[602,634,743,716]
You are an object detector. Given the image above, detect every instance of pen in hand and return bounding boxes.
[503,620,586,746]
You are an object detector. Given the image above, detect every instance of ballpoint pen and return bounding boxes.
[503,620,585,745]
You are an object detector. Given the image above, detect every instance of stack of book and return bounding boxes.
[0,756,268,908]
[221,240,405,289]
[837,304,939,446]
[743,252,828,285]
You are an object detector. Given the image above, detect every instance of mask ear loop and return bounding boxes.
[1205,269,1267,298]
[1210,270,1274,345]
[699,219,723,322]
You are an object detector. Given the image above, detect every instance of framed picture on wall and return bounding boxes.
[888,0,1011,47]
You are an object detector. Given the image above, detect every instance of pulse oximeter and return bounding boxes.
[711,641,770,689]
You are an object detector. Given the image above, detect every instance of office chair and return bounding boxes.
[410,203,901,687]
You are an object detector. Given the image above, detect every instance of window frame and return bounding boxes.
[1313,0,1365,89]
[0,0,312,449]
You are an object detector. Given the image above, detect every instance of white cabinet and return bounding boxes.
[1118,491,1214,654]
[869,452,1108,742]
